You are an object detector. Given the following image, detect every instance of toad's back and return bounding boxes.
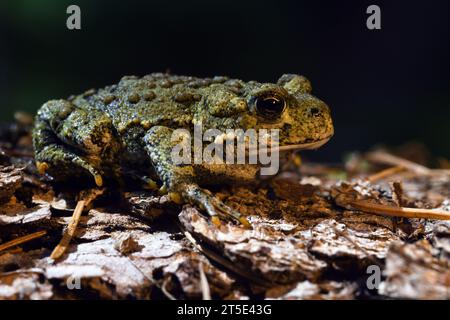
[68,73,242,134]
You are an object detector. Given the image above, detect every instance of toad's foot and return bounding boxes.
[121,168,159,190]
[35,145,103,187]
[183,184,251,228]
[143,126,251,228]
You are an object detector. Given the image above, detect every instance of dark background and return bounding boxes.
[0,0,449,161]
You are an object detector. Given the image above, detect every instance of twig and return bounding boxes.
[50,188,104,260]
[367,166,405,183]
[161,277,177,300]
[366,151,431,175]
[389,181,403,233]
[0,230,47,253]
[390,181,405,207]
[198,262,211,300]
[50,200,86,260]
[350,200,450,220]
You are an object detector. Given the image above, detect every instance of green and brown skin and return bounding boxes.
[33,73,333,226]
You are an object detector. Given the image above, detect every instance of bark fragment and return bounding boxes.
[0,166,23,204]
[1,121,450,299]
[379,240,450,299]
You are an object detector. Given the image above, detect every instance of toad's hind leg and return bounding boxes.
[33,99,114,187]
[143,126,250,227]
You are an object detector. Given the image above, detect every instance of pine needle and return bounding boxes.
[0,230,47,253]
[198,262,211,300]
[367,165,405,182]
[366,151,431,175]
[50,200,85,260]
[351,200,450,220]
[49,188,104,261]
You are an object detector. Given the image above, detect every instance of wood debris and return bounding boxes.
[0,166,23,204]
[0,231,47,253]
[379,240,450,299]
[0,118,449,299]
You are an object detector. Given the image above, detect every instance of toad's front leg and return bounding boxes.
[143,126,250,227]
[33,100,113,187]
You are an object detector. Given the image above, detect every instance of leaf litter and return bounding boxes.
[0,116,449,299]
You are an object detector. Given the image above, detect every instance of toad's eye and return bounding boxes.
[255,95,286,119]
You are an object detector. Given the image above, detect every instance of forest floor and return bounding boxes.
[0,115,449,299]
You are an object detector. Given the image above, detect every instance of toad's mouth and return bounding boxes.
[275,136,332,152]
[245,136,332,157]
[242,135,332,157]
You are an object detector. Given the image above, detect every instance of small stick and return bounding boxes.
[50,189,103,260]
[0,230,47,253]
[367,165,405,183]
[198,262,211,300]
[161,277,177,300]
[389,181,405,233]
[351,200,450,220]
[390,181,406,207]
[50,200,86,260]
[366,151,431,175]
